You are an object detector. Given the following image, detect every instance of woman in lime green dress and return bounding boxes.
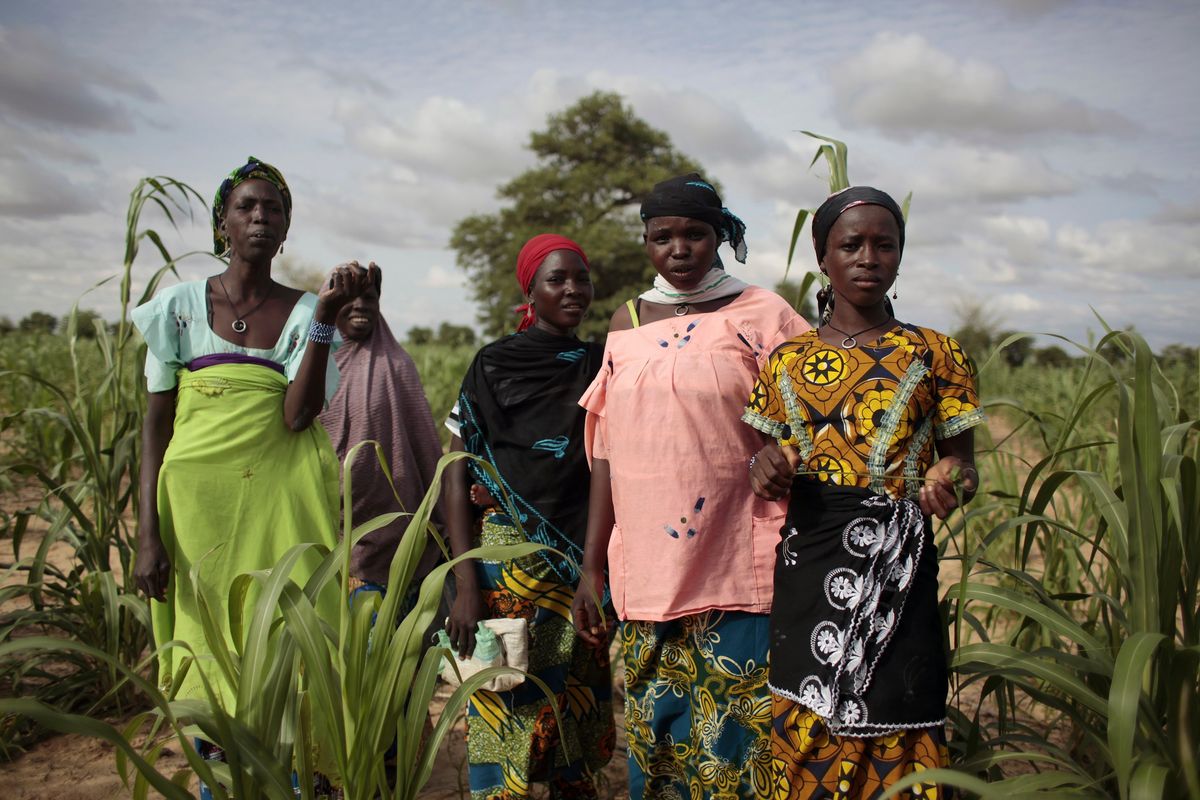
[132,156,375,710]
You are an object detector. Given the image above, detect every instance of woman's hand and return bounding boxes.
[750,442,800,500]
[316,261,379,324]
[469,484,497,508]
[919,456,978,519]
[134,527,171,601]
[447,586,487,659]
[571,567,612,647]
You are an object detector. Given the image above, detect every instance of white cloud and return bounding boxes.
[420,265,468,289]
[1153,201,1200,225]
[993,291,1044,313]
[830,32,1135,143]
[1055,218,1200,279]
[0,156,99,218]
[307,168,500,253]
[990,0,1076,18]
[0,25,159,133]
[337,95,530,184]
[912,147,1076,205]
[976,214,1054,267]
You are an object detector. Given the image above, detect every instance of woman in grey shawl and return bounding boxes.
[318,266,443,597]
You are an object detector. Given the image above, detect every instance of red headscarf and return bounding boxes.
[514,233,589,332]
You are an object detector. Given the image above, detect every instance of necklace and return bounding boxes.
[216,275,273,334]
[824,316,894,349]
[674,304,689,316]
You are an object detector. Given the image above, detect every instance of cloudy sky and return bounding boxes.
[2,0,1197,349]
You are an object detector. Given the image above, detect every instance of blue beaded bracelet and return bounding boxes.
[308,320,336,344]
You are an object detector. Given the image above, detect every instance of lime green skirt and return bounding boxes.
[152,364,340,708]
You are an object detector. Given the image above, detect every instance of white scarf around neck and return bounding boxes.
[638,267,751,305]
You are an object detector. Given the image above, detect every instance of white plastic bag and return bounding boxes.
[435,618,529,692]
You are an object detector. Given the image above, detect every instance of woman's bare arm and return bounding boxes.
[571,457,615,646]
[135,390,176,600]
[441,435,487,657]
[921,429,978,519]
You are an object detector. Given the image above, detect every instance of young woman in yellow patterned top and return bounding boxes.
[741,186,984,799]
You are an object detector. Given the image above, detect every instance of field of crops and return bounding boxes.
[1,178,1197,799]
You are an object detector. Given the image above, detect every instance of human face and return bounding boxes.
[336,285,380,341]
[643,216,718,291]
[219,178,288,260]
[819,204,901,312]
[527,250,593,336]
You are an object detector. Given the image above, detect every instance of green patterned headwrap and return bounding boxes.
[211,156,292,255]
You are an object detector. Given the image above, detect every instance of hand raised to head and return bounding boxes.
[317,261,378,322]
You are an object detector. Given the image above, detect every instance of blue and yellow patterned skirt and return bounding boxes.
[622,610,774,799]
[466,515,616,800]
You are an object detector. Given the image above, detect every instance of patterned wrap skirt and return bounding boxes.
[466,515,616,800]
[768,481,949,799]
[622,610,774,800]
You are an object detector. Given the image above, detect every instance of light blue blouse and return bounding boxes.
[131,280,339,399]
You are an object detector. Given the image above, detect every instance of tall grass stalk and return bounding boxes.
[0,177,214,753]
[1,446,568,799]
[914,329,1199,799]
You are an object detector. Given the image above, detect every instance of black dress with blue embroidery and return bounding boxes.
[457,325,603,586]
[456,326,616,797]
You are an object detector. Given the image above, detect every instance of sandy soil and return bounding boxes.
[3,664,630,800]
[1,471,630,798]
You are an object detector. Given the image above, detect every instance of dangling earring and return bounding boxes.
[278,243,284,254]
[892,273,899,300]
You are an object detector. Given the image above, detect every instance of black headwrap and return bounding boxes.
[811,186,905,263]
[640,173,749,263]
[812,186,905,324]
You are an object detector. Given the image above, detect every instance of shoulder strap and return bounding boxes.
[625,298,640,328]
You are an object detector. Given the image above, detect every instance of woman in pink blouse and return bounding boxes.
[571,174,810,799]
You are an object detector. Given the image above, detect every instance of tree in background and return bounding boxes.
[951,298,1004,363]
[18,311,57,335]
[1035,344,1074,367]
[996,331,1033,367]
[773,278,816,322]
[406,326,433,346]
[274,253,327,294]
[405,324,477,348]
[450,91,707,340]
[59,309,107,339]
[436,322,476,348]
[1157,343,1197,368]
[0,316,14,335]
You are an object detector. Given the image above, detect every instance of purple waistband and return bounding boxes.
[187,353,285,375]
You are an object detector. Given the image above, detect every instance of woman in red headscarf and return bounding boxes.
[441,234,616,799]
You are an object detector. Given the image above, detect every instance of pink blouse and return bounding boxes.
[580,286,811,621]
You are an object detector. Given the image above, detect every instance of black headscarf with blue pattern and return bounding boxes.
[640,173,749,263]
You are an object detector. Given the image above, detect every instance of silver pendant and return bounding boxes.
[840,336,856,349]
[674,304,689,316]
[232,319,247,333]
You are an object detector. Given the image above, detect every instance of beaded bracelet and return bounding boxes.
[308,319,336,344]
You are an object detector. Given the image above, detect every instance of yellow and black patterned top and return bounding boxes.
[742,323,985,500]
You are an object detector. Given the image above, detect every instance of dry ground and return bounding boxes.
[2,679,632,800]
[2,474,630,798]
